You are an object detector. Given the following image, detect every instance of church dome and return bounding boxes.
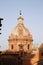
[8,11,33,52]
[8,11,32,41]
[10,24,31,37]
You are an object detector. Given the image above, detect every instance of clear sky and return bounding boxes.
[0,0,43,50]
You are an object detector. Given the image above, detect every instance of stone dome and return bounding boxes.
[9,23,32,41]
[8,12,33,41]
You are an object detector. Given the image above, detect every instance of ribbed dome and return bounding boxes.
[8,12,32,41]
[9,23,32,40]
[12,24,30,35]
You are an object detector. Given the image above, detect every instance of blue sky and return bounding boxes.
[0,0,43,50]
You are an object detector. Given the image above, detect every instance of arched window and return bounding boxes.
[11,44,13,49]
[28,44,29,49]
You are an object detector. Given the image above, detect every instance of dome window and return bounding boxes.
[28,44,29,49]
[11,44,13,49]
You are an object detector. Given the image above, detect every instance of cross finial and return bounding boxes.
[20,10,22,15]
